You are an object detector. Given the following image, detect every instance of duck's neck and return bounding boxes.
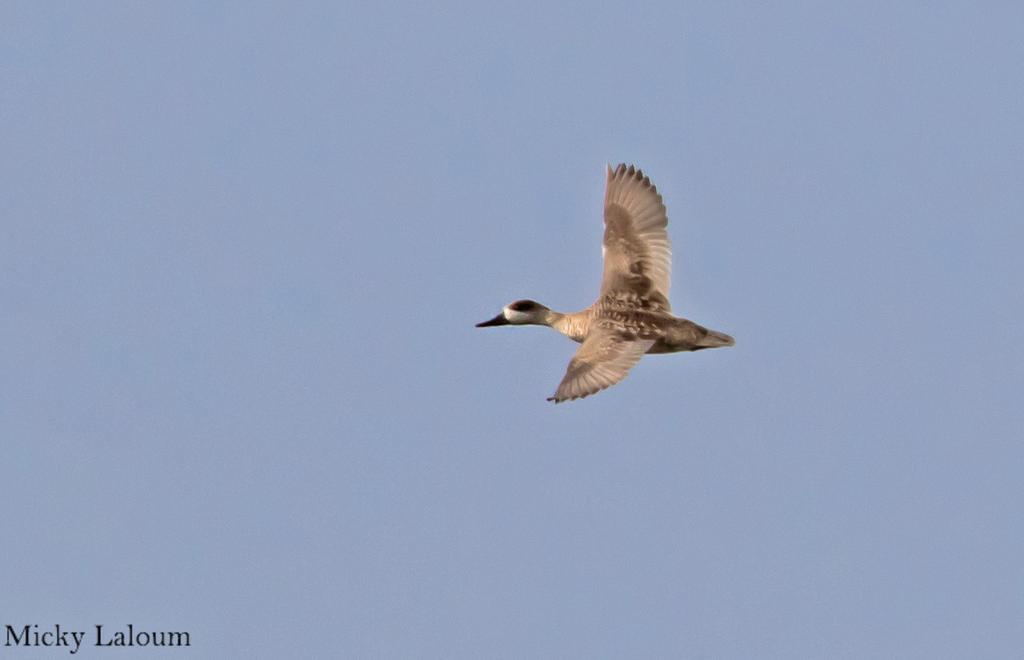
[545,310,589,343]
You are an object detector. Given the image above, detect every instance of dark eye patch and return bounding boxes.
[510,300,535,312]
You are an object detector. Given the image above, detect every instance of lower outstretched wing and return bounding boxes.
[548,329,654,403]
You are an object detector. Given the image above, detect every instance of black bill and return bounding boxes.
[475,313,509,327]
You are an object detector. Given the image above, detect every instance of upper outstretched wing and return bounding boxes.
[600,164,672,311]
[548,328,654,403]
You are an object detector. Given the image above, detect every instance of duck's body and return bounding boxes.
[545,298,734,354]
[477,164,733,403]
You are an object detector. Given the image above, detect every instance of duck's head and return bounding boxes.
[476,299,551,327]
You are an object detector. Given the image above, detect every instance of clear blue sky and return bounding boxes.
[3,3,1022,658]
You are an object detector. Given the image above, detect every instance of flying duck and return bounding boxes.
[477,164,734,402]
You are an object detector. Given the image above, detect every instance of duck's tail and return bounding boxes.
[696,327,735,349]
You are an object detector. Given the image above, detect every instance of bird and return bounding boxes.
[476,163,734,403]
